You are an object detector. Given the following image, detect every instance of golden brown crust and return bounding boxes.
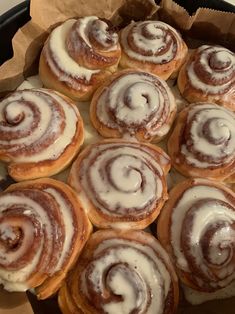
[168,103,235,183]
[177,45,235,111]
[119,21,188,80]
[39,51,114,101]
[66,18,121,70]
[68,139,170,229]
[120,42,188,80]
[0,178,92,299]
[39,17,121,101]
[58,279,83,314]
[58,229,179,314]
[157,178,235,292]
[90,69,177,142]
[0,88,84,181]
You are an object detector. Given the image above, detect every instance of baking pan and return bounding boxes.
[0,0,234,313]
[0,0,234,66]
[0,0,30,65]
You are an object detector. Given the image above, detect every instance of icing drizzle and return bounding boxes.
[78,231,177,314]
[95,71,176,139]
[74,141,169,224]
[121,21,183,64]
[170,179,235,291]
[186,45,235,95]
[0,180,78,292]
[180,103,235,169]
[0,89,79,163]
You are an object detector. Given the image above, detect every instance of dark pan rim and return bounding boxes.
[0,0,30,27]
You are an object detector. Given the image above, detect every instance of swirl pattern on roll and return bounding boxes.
[121,21,182,64]
[66,16,119,69]
[58,229,179,314]
[91,70,176,141]
[69,140,170,229]
[43,19,98,85]
[168,102,235,181]
[182,103,235,167]
[0,88,80,162]
[157,179,235,292]
[41,16,120,98]
[186,45,234,95]
[177,45,235,110]
[0,88,83,180]
[120,20,187,80]
[0,178,91,298]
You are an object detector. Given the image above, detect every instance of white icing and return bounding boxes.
[0,179,84,293]
[0,89,79,162]
[0,241,43,292]
[187,63,231,95]
[170,179,235,290]
[0,225,17,241]
[23,210,32,215]
[210,227,234,265]
[187,45,235,95]
[75,16,99,47]
[103,267,146,314]
[47,19,99,82]
[45,188,74,271]
[82,236,172,314]
[181,103,235,168]
[4,101,23,122]
[171,181,234,272]
[17,77,100,148]
[78,142,165,218]
[213,51,231,65]
[76,16,118,51]
[0,192,53,288]
[96,72,176,138]
[121,21,182,64]
[188,202,235,285]
[0,281,29,292]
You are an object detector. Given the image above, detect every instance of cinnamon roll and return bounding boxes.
[177,45,235,111]
[0,88,84,181]
[0,178,92,299]
[58,229,179,314]
[69,139,170,229]
[39,16,121,101]
[157,178,235,293]
[90,69,177,142]
[120,20,188,80]
[168,102,235,183]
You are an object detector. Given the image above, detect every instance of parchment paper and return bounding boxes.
[0,0,234,313]
[0,0,158,96]
[0,287,33,314]
[159,0,235,50]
